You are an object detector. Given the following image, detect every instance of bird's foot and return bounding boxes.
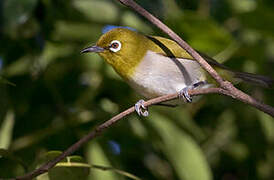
[179,87,192,103]
[179,81,208,103]
[135,99,149,117]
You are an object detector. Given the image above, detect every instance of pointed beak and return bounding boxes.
[81,45,105,54]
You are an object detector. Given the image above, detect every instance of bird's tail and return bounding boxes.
[200,52,274,88]
[234,71,274,88]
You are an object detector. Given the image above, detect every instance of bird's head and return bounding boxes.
[81,27,149,79]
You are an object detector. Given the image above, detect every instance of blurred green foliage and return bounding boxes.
[0,0,274,179]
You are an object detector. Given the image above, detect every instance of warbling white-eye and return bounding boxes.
[81,26,273,116]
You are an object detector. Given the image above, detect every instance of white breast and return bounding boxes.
[128,51,206,98]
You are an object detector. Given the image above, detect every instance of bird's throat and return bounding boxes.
[99,51,146,81]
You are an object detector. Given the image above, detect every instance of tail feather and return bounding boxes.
[199,52,274,88]
[234,71,274,88]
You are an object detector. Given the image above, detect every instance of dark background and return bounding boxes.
[0,0,274,179]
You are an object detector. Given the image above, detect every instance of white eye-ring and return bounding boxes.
[109,40,122,52]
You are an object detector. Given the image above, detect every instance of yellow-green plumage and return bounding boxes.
[96,28,148,79]
[96,28,235,83]
[96,29,196,77]
[83,27,273,100]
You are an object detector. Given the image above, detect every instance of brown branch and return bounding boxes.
[13,1,274,180]
[117,0,274,117]
[14,88,273,179]
[14,88,224,180]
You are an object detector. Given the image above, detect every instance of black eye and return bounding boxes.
[111,42,119,49]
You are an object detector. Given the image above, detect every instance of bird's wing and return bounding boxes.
[148,35,238,84]
[147,35,194,60]
[148,35,227,69]
[148,36,274,88]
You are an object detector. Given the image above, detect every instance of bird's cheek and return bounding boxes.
[99,52,115,65]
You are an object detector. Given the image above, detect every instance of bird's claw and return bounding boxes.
[135,99,149,117]
[179,87,192,103]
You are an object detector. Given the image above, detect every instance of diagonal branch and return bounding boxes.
[117,0,274,117]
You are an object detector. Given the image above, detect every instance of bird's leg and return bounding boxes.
[135,99,149,117]
[179,81,208,103]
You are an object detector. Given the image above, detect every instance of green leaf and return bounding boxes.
[148,112,212,180]
[0,77,16,86]
[36,151,90,180]
[73,0,118,23]
[4,56,32,76]
[258,111,274,143]
[229,0,256,13]
[52,21,102,41]
[86,142,119,180]
[35,150,141,180]
[0,111,15,149]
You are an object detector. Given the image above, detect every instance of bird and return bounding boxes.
[81,26,273,116]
